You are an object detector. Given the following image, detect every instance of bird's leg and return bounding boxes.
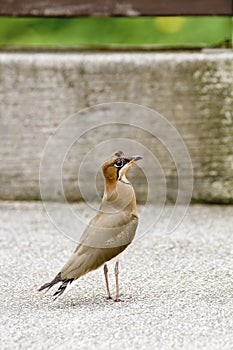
[114,261,120,302]
[114,261,131,302]
[103,264,112,299]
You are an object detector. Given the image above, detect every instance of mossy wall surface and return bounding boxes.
[0,52,232,203]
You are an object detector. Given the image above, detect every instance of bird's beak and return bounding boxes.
[131,155,143,162]
[118,155,142,182]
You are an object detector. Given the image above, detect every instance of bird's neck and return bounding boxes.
[103,181,118,201]
[103,180,138,217]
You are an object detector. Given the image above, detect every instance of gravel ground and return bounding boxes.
[1,201,233,350]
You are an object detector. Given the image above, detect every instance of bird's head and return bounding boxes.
[102,151,142,185]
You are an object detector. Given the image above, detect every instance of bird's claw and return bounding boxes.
[114,295,131,302]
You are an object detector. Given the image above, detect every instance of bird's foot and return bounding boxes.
[114,294,131,302]
[105,293,130,302]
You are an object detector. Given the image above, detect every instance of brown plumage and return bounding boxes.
[39,151,142,301]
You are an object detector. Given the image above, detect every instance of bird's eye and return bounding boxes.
[114,159,124,168]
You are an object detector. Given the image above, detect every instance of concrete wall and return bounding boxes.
[0,51,232,203]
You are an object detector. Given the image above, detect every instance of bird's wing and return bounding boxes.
[80,210,138,248]
[60,212,138,280]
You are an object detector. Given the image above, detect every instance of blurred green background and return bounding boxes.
[0,16,232,47]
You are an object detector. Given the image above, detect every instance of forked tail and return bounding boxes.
[38,272,74,299]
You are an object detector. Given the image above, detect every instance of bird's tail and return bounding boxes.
[38,272,74,299]
[38,272,61,293]
[53,278,74,299]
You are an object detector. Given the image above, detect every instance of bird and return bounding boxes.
[38,150,142,301]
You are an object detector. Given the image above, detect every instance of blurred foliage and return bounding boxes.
[0,16,232,47]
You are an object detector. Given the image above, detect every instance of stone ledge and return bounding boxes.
[0,51,232,203]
